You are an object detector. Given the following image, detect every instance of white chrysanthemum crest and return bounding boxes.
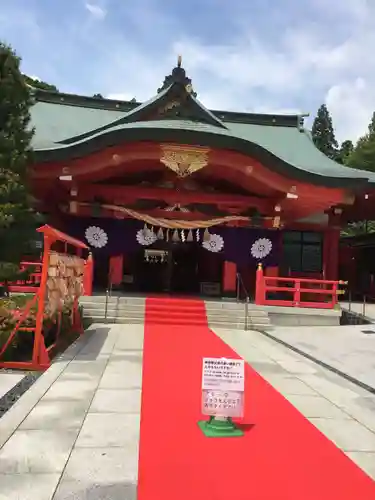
[202,233,224,253]
[85,226,108,248]
[251,238,272,259]
[136,228,157,246]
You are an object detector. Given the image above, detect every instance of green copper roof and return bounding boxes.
[31,115,375,186]
[29,61,375,188]
[30,100,127,147]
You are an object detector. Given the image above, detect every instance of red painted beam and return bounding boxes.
[77,184,271,210]
[62,205,238,221]
[30,140,352,208]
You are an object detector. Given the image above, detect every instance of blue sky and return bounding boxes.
[0,0,374,142]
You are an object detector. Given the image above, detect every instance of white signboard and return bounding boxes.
[201,358,245,418]
[202,390,244,418]
[202,357,245,391]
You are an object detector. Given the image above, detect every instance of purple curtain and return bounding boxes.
[216,226,280,266]
[66,217,280,266]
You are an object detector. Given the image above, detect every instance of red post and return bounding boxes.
[255,263,265,305]
[222,261,237,296]
[33,235,52,367]
[83,253,94,296]
[331,282,338,308]
[323,226,340,280]
[109,255,124,286]
[294,279,301,307]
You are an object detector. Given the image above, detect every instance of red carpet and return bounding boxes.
[138,298,375,500]
[144,297,208,326]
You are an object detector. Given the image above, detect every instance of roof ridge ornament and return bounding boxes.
[157,55,197,97]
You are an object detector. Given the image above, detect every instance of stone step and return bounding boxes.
[83,312,271,326]
[83,315,145,324]
[79,296,146,305]
[81,296,245,308]
[84,316,269,330]
[83,309,270,320]
[80,295,272,330]
[82,305,145,313]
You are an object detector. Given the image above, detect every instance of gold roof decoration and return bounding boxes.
[160,144,210,177]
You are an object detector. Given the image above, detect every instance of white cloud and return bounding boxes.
[326,78,374,143]
[1,0,375,144]
[106,92,136,101]
[84,2,107,20]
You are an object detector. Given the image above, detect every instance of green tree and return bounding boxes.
[311,104,338,160]
[336,139,354,165]
[341,220,375,237]
[347,113,375,172]
[93,93,103,99]
[0,42,40,289]
[23,74,58,92]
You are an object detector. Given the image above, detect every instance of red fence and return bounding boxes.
[0,225,93,371]
[255,264,346,309]
[3,257,94,296]
[8,261,42,293]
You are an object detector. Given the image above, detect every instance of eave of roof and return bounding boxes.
[29,64,375,190]
[32,118,375,188]
[31,87,302,127]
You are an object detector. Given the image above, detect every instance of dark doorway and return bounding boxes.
[124,240,225,297]
[134,249,169,293]
[170,243,200,294]
[93,253,110,290]
[131,241,205,295]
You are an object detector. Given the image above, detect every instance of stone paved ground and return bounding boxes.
[263,324,375,390]
[0,323,374,499]
[0,324,143,500]
[214,327,375,480]
[0,373,24,399]
[341,301,375,321]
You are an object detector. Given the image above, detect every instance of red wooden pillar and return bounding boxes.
[222,261,237,296]
[255,263,265,305]
[109,255,124,286]
[323,227,340,281]
[83,253,94,296]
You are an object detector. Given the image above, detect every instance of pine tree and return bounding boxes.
[0,42,40,288]
[347,112,375,172]
[311,104,338,160]
[23,74,58,92]
[336,140,354,165]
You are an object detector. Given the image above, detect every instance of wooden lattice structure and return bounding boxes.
[0,225,93,371]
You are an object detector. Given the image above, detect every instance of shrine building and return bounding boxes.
[28,57,375,299]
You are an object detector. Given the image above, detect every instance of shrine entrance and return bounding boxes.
[130,242,223,296]
[170,243,200,294]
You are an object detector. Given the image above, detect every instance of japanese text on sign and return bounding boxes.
[202,357,245,392]
[202,390,244,418]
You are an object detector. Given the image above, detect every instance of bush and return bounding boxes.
[0,295,80,362]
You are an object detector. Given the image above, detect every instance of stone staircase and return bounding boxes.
[79,295,272,330]
[80,295,146,324]
[205,300,272,331]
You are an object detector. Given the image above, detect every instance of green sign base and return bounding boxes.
[198,416,244,438]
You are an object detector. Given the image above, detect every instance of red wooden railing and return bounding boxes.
[8,261,42,293]
[0,225,93,371]
[2,254,93,296]
[255,264,346,309]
